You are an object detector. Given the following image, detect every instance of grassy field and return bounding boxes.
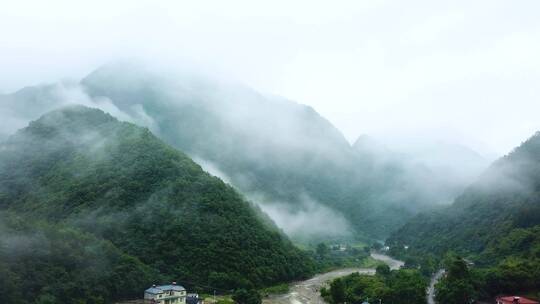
[200,294,235,304]
[260,283,290,295]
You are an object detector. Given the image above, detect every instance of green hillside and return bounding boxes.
[388,132,540,259]
[0,212,158,304]
[0,106,313,303]
[387,132,540,298]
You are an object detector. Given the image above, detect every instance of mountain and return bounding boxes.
[386,132,540,299]
[0,106,313,303]
[80,63,365,240]
[81,63,486,239]
[0,63,488,240]
[353,135,489,202]
[349,135,489,236]
[387,131,540,263]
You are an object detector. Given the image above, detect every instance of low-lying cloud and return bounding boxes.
[250,193,353,242]
[194,156,353,241]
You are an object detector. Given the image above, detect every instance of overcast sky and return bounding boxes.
[1,0,539,156]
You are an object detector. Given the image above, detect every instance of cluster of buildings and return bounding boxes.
[141,282,540,304]
[330,244,348,252]
[144,282,203,304]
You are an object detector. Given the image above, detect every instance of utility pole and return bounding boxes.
[213,290,216,303]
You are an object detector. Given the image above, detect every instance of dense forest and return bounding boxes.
[0,212,158,303]
[0,106,314,303]
[387,132,540,300]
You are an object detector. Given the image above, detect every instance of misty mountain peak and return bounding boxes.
[34,105,114,125]
[353,134,389,155]
[17,105,118,142]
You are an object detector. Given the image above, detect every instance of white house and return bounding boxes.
[144,282,187,304]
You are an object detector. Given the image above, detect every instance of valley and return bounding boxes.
[0,62,538,304]
[2,2,539,303]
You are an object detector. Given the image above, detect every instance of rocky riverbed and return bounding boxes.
[263,253,404,304]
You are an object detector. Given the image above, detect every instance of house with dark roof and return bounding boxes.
[186,293,204,304]
[144,282,187,304]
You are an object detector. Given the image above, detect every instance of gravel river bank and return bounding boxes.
[262,253,404,304]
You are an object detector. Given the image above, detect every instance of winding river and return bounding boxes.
[262,253,404,304]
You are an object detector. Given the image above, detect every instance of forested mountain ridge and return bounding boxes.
[80,63,367,239]
[85,64,482,240]
[0,106,314,303]
[0,63,488,240]
[385,133,540,300]
[387,131,540,261]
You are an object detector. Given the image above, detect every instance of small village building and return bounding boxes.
[463,258,475,267]
[496,296,539,304]
[144,282,187,304]
[186,293,204,304]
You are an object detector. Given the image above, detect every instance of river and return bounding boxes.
[262,253,404,304]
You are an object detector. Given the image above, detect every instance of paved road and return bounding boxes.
[427,269,445,304]
[263,253,404,304]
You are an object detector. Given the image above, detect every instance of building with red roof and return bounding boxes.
[496,296,539,304]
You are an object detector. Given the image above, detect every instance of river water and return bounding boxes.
[262,253,404,304]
